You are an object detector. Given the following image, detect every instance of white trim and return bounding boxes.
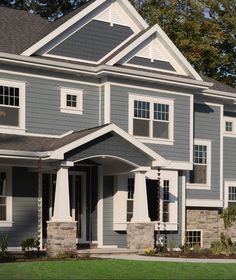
[224,181,236,209]
[106,24,202,80]
[50,123,168,167]
[220,104,224,202]
[162,161,193,170]
[181,171,186,246]
[60,87,83,115]
[104,82,111,123]
[189,95,194,164]
[186,139,212,190]
[223,116,236,136]
[21,0,148,57]
[38,171,43,249]
[0,167,12,227]
[186,199,223,207]
[128,93,174,145]
[97,166,103,247]
[0,79,26,133]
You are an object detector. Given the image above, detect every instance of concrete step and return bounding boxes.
[77,248,138,256]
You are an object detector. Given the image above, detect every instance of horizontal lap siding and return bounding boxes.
[110,85,190,162]
[103,176,126,247]
[224,137,236,180]
[0,72,99,135]
[187,103,221,200]
[0,168,38,247]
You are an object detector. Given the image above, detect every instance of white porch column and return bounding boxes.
[51,162,73,222]
[131,170,150,223]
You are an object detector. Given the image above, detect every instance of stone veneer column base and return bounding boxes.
[127,223,154,251]
[46,221,77,257]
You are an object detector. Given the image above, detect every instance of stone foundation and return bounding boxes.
[127,223,154,251]
[46,221,77,257]
[187,208,236,248]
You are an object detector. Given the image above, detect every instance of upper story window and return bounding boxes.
[60,87,83,115]
[224,117,236,135]
[188,139,211,188]
[129,94,174,144]
[0,80,25,131]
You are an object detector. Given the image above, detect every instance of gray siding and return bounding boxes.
[128,56,175,72]
[65,133,152,167]
[0,167,38,247]
[49,20,133,62]
[103,176,127,247]
[187,103,221,200]
[110,85,191,161]
[224,137,236,180]
[0,72,100,135]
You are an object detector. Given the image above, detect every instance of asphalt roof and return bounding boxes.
[200,74,236,94]
[0,125,108,152]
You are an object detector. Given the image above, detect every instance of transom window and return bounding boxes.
[186,230,202,248]
[60,88,83,115]
[189,140,211,186]
[229,186,236,201]
[130,94,173,143]
[127,178,134,222]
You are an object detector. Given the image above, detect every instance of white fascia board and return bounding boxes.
[0,150,50,159]
[50,123,168,166]
[21,0,107,56]
[203,89,236,100]
[161,161,193,170]
[186,199,223,208]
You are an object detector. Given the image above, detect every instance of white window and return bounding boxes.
[0,168,12,227]
[60,87,83,114]
[0,79,25,131]
[224,117,236,135]
[186,230,202,248]
[129,94,174,144]
[187,139,211,189]
[228,186,236,202]
[126,178,134,222]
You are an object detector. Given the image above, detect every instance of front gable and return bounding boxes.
[22,0,148,64]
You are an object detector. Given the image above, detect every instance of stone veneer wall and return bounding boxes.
[127,223,154,251]
[47,221,77,257]
[186,208,236,248]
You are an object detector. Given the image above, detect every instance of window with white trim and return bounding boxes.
[0,80,25,129]
[224,117,236,135]
[127,178,134,222]
[228,186,236,202]
[186,230,202,248]
[0,168,12,226]
[188,140,211,187]
[225,121,233,132]
[60,88,83,114]
[129,94,173,143]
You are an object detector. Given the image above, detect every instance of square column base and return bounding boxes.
[127,223,154,251]
[46,221,77,257]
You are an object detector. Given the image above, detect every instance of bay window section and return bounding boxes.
[130,94,173,143]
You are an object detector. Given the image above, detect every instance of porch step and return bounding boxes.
[77,248,138,256]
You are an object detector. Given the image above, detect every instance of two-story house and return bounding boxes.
[0,0,236,256]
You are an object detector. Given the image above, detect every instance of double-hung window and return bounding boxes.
[60,88,83,114]
[0,80,25,130]
[0,168,12,227]
[129,94,173,143]
[188,140,211,188]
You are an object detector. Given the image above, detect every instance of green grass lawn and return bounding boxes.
[0,259,236,279]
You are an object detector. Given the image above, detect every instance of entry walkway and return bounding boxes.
[93,254,236,263]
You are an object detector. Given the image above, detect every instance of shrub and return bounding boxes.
[167,239,175,252]
[21,237,40,252]
[211,240,222,255]
[144,247,156,256]
[57,250,77,259]
[0,233,8,254]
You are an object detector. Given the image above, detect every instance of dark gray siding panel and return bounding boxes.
[49,20,133,62]
[224,137,236,180]
[187,103,221,200]
[0,167,38,247]
[0,72,100,135]
[103,176,126,247]
[128,57,175,72]
[110,85,190,161]
[65,133,152,167]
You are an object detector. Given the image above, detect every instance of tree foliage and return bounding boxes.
[0,0,235,87]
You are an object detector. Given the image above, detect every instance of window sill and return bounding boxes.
[0,221,13,227]
[135,136,174,145]
[186,183,211,190]
[0,126,25,134]
[60,108,83,115]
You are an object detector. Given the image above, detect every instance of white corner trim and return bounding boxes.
[181,171,186,245]
[189,95,194,164]
[97,166,103,247]
[104,82,111,123]
[186,199,223,208]
[220,105,224,202]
